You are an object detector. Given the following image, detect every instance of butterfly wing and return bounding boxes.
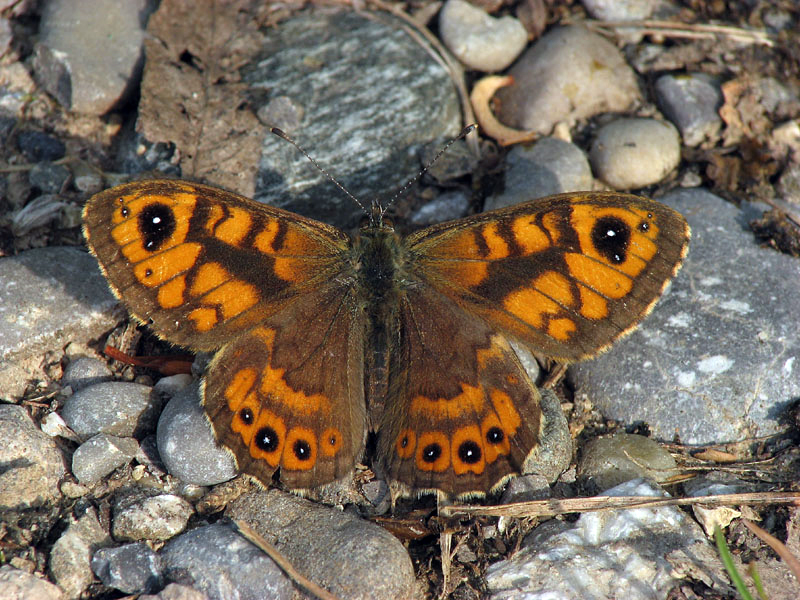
[405,192,690,362]
[83,180,351,351]
[378,192,689,497]
[376,282,542,497]
[84,180,366,488]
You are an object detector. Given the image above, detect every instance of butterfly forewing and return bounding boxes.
[82,180,351,351]
[406,192,690,362]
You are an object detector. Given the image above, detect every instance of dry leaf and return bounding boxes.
[138,0,267,196]
[470,75,538,147]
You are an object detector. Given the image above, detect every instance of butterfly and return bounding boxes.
[83,179,689,498]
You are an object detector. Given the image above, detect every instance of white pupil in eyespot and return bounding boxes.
[607,229,615,237]
[152,216,161,224]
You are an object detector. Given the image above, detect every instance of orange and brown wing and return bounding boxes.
[203,283,366,489]
[405,192,690,362]
[83,179,351,351]
[377,282,542,498]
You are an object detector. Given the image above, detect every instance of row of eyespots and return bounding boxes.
[235,405,342,472]
[394,420,510,475]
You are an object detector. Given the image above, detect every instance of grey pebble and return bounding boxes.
[572,188,800,444]
[497,25,640,134]
[577,433,678,493]
[0,247,119,401]
[61,381,160,439]
[139,583,209,600]
[439,0,528,72]
[581,0,657,20]
[92,543,162,594]
[32,0,152,115]
[0,565,65,600]
[500,473,551,504]
[0,405,65,510]
[49,504,112,599]
[227,490,416,600]
[71,433,139,485]
[409,190,470,226]
[112,493,194,542]
[485,137,593,211]
[61,356,113,392]
[589,118,681,189]
[655,73,723,147]
[160,523,293,600]
[248,11,460,229]
[16,130,65,161]
[156,382,237,486]
[28,162,71,193]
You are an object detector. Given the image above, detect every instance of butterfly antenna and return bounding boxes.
[379,123,477,220]
[269,127,369,214]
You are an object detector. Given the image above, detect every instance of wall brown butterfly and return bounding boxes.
[83,179,689,498]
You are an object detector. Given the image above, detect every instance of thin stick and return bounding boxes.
[233,519,342,600]
[439,491,800,518]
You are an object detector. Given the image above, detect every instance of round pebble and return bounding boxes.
[0,405,65,510]
[589,118,681,189]
[409,190,470,226]
[92,543,163,594]
[581,0,656,20]
[61,356,113,392]
[228,490,416,600]
[497,25,640,134]
[655,73,723,147]
[71,433,139,485]
[61,381,160,439]
[112,493,194,542]
[439,0,528,72]
[28,161,71,193]
[156,382,237,486]
[159,524,294,599]
[577,433,678,492]
[485,137,592,211]
[16,130,66,161]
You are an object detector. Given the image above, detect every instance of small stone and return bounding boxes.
[0,565,64,600]
[138,583,208,600]
[777,162,800,204]
[227,490,415,600]
[49,505,111,599]
[439,0,528,72]
[112,493,194,542]
[409,191,470,226]
[577,433,678,492]
[589,118,681,189]
[28,162,71,193]
[91,543,162,594]
[156,382,237,486]
[497,25,640,134]
[581,0,656,20]
[655,73,723,147]
[61,357,113,392]
[61,381,159,439]
[60,480,89,499]
[0,405,65,510]
[71,433,139,485]
[16,130,66,162]
[485,137,593,211]
[501,473,551,504]
[32,0,151,115]
[522,388,572,483]
[159,524,293,599]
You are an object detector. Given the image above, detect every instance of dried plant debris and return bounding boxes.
[138,0,268,196]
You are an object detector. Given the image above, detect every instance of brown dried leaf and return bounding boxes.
[138,0,267,196]
[719,75,773,148]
